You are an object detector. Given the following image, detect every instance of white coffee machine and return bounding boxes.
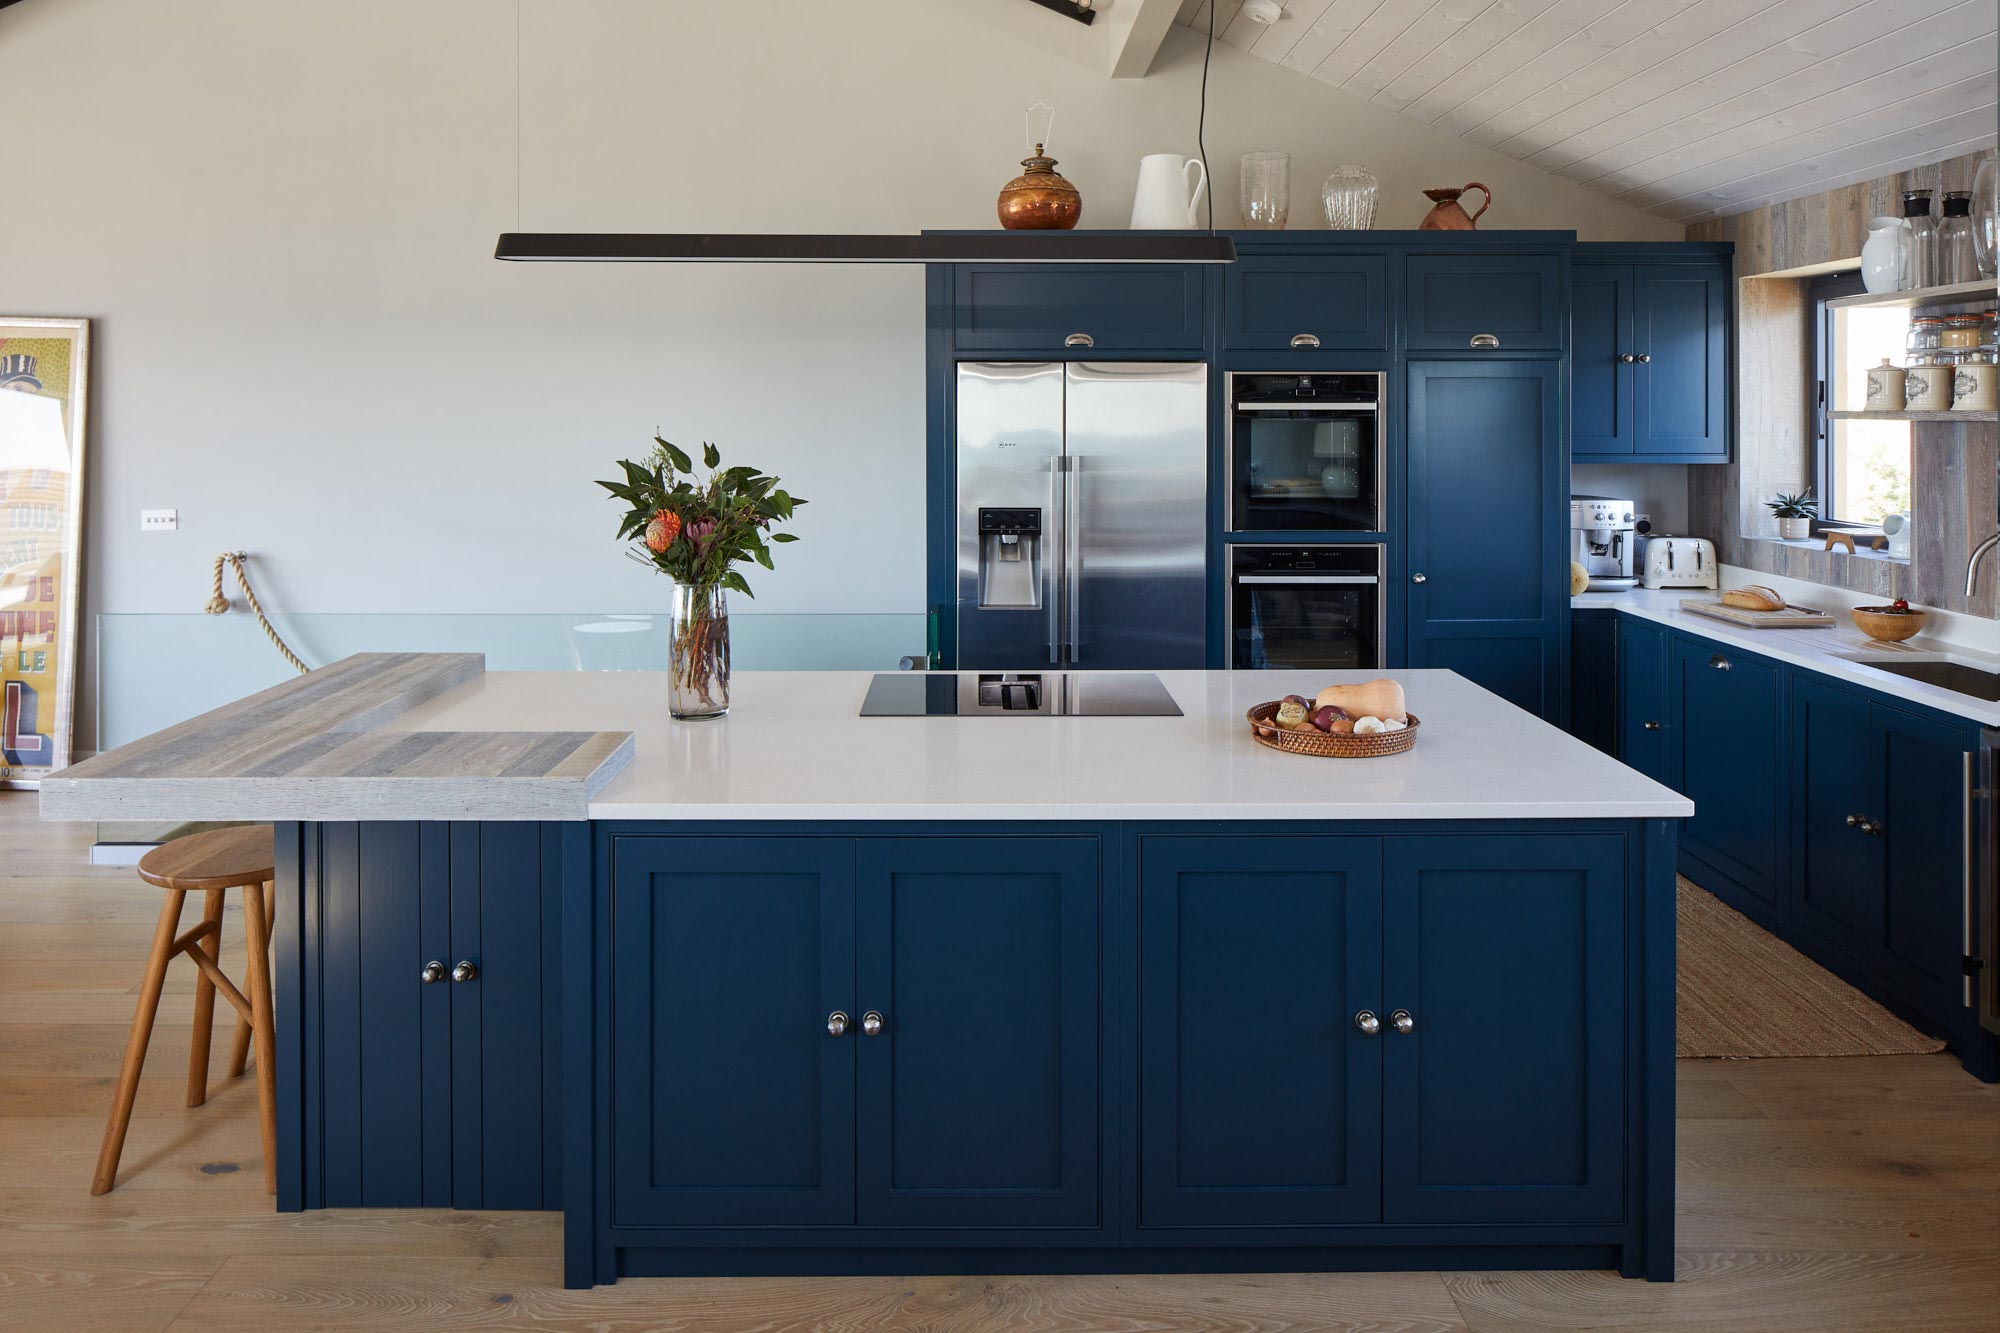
[1570,496,1638,591]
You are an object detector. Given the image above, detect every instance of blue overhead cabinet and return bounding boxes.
[1406,358,1567,720]
[1220,252,1389,352]
[1571,245,1732,463]
[950,263,1207,353]
[1403,252,1565,351]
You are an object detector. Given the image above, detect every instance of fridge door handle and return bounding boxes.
[1065,455,1082,665]
[1046,458,1064,665]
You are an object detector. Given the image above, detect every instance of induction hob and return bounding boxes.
[859,672,1182,717]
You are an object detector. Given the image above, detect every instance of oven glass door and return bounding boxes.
[1232,576,1381,670]
[1232,406,1381,532]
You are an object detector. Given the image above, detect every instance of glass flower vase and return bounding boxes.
[667,582,730,719]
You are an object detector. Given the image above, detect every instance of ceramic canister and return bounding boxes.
[1864,358,1905,409]
[1905,361,1955,411]
[1953,361,1998,412]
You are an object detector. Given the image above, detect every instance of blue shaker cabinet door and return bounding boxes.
[610,837,857,1228]
[1616,617,1672,783]
[1633,265,1729,460]
[1223,254,1388,351]
[1571,264,1633,457]
[1790,676,1879,954]
[1138,836,1383,1228]
[1871,703,1975,1017]
[855,838,1100,1228]
[1406,359,1565,719]
[1404,253,1564,351]
[1381,835,1626,1225]
[1673,638,1785,914]
[953,264,1206,352]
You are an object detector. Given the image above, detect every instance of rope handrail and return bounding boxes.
[204,551,309,675]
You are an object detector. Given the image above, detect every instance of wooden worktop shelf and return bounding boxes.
[1831,408,1997,422]
[1824,279,1997,312]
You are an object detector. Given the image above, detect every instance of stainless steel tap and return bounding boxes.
[1970,531,2000,597]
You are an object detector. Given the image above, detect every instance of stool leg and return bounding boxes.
[186,888,225,1108]
[227,876,278,1072]
[242,880,280,1196]
[93,888,187,1195]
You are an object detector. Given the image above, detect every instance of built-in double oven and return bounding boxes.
[1226,372,1386,670]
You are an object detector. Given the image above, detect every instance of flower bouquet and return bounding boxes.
[597,438,804,718]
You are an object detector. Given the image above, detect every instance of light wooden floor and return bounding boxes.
[2,795,1995,1331]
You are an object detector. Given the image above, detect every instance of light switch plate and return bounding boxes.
[140,509,178,532]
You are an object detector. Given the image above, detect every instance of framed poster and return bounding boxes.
[0,318,88,787]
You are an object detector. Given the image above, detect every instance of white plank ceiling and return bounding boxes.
[1174,0,1999,223]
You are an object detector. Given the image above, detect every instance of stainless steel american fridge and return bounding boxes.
[955,361,1207,669]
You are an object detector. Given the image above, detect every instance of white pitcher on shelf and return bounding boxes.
[1130,154,1208,229]
[1860,217,1908,293]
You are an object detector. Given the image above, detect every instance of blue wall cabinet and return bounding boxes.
[1571,247,1731,463]
[1222,253,1388,351]
[610,837,857,1228]
[1672,639,1785,914]
[301,821,561,1212]
[1383,835,1627,1224]
[1616,618,1672,783]
[951,264,1206,353]
[1791,676,1878,953]
[1569,609,1619,756]
[1404,253,1564,352]
[1138,837,1383,1227]
[1406,358,1566,720]
[856,838,1100,1228]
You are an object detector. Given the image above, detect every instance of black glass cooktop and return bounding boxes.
[860,672,1182,718]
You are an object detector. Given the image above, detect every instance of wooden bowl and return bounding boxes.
[1247,703,1418,758]
[1850,605,1926,642]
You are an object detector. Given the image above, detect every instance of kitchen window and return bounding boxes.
[1812,271,1912,531]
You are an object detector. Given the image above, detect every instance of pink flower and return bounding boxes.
[685,517,717,553]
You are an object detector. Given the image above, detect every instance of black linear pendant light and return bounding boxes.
[493,7,1235,265]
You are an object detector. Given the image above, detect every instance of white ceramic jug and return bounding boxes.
[1860,217,1908,293]
[1130,154,1208,229]
[1881,512,1913,560]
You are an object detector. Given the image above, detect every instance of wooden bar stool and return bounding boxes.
[92,825,278,1196]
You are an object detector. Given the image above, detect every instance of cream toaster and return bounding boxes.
[1641,536,1718,590]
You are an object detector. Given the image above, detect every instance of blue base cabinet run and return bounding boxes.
[566,819,1678,1288]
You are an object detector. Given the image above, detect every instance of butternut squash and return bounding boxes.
[1313,678,1407,724]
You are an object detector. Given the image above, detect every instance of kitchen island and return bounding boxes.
[45,657,1691,1287]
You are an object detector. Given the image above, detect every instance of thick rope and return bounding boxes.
[205,551,309,674]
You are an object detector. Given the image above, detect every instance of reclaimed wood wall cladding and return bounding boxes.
[1686,147,1999,619]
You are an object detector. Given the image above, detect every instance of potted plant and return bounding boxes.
[597,438,804,719]
[1766,491,1817,541]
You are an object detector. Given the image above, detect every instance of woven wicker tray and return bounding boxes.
[1246,702,1419,758]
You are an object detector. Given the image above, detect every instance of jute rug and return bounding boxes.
[1677,876,1946,1059]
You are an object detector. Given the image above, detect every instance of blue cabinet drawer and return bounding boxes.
[1223,254,1387,351]
[1404,254,1564,352]
[953,264,1206,352]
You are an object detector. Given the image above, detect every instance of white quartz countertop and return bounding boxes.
[384,668,1693,822]
[1575,586,2000,727]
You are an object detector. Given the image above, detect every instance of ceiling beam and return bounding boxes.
[1106,0,1182,78]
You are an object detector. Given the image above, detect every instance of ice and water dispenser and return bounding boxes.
[976,506,1042,610]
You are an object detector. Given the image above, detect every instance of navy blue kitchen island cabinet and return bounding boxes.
[1573,615,1998,1082]
[541,819,1679,1287]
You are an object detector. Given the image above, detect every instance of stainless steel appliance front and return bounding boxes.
[1227,371,1385,533]
[1227,544,1385,670]
[956,361,1207,669]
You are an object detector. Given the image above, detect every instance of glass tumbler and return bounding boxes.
[1240,151,1290,229]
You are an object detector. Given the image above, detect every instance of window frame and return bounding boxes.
[1809,270,1910,534]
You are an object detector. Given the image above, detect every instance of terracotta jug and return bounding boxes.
[1419,181,1491,231]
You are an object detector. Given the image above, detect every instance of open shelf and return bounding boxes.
[1832,409,1997,422]
[1824,278,1997,311]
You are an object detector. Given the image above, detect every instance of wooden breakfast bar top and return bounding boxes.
[39,652,634,822]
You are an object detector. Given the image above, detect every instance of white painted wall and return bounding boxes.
[0,0,1679,742]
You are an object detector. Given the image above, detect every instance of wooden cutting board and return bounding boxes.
[1679,598,1835,629]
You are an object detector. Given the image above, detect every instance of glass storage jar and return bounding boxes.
[1906,316,1944,355]
[1941,314,1984,348]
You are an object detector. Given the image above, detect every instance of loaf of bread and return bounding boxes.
[1721,585,1786,612]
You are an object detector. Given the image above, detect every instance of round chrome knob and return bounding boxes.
[861,1010,885,1037]
[1643,720,1662,731]
[1861,819,1883,837]
[1617,353,1637,364]
[1711,655,1732,671]
[826,1010,850,1038]
[451,960,478,983]
[1846,813,1863,827]
[1354,1010,1381,1035]
[1390,1008,1415,1035]
[1412,573,1428,585]
[1637,353,1652,363]
[420,960,447,985]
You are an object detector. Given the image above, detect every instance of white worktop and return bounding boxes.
[385,668,1692,822]
[1575,585,2000,727]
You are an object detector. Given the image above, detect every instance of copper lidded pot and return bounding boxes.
[998,145,1081,231]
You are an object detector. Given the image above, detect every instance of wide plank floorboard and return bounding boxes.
[3,794,1995,1330]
